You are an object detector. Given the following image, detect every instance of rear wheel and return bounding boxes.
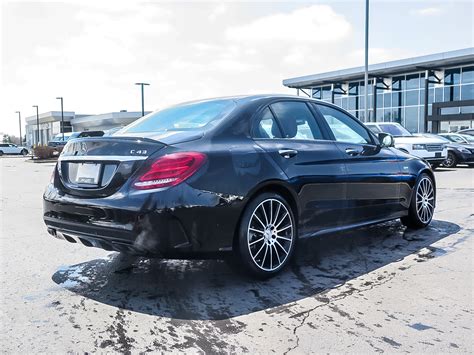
[401,173,435,229]
[237,192,296,278]
[0,150,3,156]
[21,149,28,156]
[443,151,457,168]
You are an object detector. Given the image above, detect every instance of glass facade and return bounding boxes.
[310,65,474,133]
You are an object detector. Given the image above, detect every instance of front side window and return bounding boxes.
[316,104,372,144]
[253,108,282,139]
[270,101,324,140]
[122,99,236,133]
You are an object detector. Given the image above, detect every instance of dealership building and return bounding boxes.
[24,110,149,146]
[283,48,474,133]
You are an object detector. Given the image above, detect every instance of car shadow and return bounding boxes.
[52,219,460,321]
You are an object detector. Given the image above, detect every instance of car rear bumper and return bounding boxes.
[43,183,244,257]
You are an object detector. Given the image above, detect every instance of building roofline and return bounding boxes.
[283,47,474,89]
[24,111,77,123]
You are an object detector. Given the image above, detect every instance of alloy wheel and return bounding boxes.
[444,152,456,168]
[247,198,294,272]
[416,177,435,224]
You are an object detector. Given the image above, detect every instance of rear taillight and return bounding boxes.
[133,152,206,190]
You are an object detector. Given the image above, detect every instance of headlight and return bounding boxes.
[412,144,426,150]
[457,147,471,154]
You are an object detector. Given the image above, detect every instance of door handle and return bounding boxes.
[345,148,360,156]
[278,149,298,159]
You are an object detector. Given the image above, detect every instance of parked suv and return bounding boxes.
[365,122,447,168]
[0,143,29,156]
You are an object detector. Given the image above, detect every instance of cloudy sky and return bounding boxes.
[1,0,472,135]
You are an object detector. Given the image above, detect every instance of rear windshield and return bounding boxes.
[121,99,236,133]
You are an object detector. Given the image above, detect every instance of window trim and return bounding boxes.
[312,102,378,146]
[251,106,283,139]
[251,99,331,143]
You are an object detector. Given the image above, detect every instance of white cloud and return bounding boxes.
[209,3,227,21]
[2,1,471,136]
[348,48,412,66]
[225,5,351,43]
[414,7,442,16]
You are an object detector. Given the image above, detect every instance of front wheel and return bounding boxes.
[237,192,296,278]
[401,173,435,229]
[21,149,28,156]
[443,151,457,168]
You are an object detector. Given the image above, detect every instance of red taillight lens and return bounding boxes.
[133,152,207,190]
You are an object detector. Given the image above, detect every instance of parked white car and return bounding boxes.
[0,143,29,156]
[365,123,447,168]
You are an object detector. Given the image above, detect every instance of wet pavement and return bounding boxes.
[0,157,473,353]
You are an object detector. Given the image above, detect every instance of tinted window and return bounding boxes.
[122,99,236,133]
[451,135,464,142]
[378,123,412,136]
[462,66,474,84]
[253,108,282,139]
[270,101,323,140]
[317,105,372,144]
[366,124,382,133]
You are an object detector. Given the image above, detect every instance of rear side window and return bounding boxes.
[253,108,282,138]
[316,104,372,144]
[270,101,324,140]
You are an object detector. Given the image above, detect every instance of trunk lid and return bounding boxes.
[57,137,165,197]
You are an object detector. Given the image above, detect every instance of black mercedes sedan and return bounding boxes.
[43,95,436,278]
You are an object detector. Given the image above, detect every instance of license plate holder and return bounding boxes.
[73,163,101,185]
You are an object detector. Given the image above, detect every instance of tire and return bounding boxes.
[21,149,28,156]
[443,151,457,168]
[401,173,435,229]
[237,192,297,279]
[0,150,3,156]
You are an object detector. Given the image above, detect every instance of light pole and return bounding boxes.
[56,97,64,142]
[15,111,22,146]
[135,82,150,117]
[32,105,41,146]
[364,0,370,122]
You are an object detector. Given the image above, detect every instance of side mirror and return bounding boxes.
[378,132,395,147]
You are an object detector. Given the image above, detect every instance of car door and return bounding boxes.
[252,100,348,237]
[3,144,15,154]
[8,144,19,154]
[313,103,403,224]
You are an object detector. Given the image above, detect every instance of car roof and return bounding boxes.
[171,94,337,107]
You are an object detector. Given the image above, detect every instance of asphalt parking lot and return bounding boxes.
[0,157,472,353]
